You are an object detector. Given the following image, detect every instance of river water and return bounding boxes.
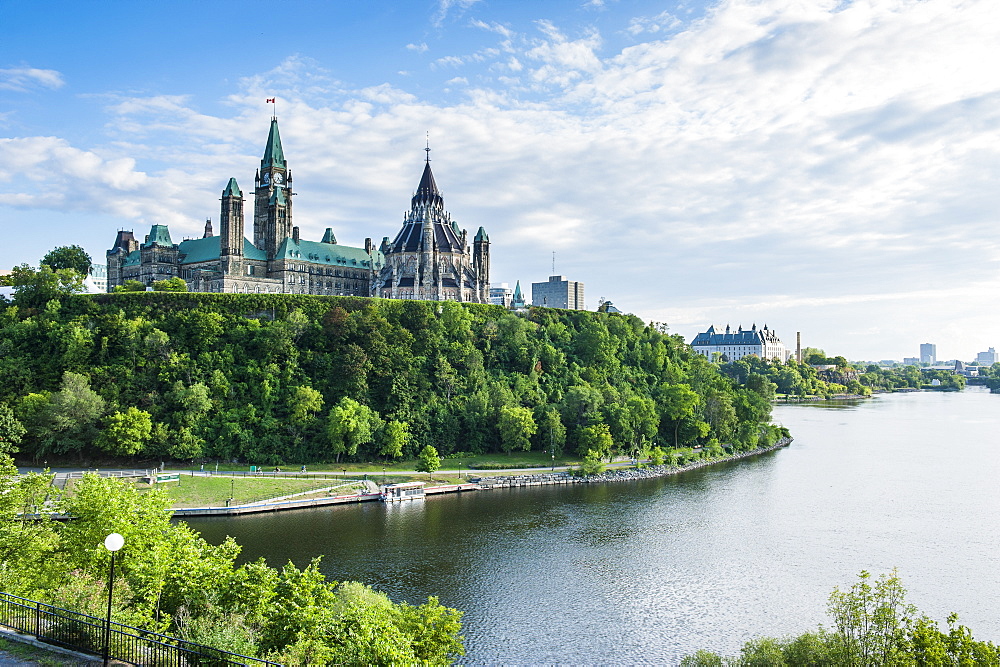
[185,388,1000,664]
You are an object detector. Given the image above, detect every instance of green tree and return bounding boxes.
[648,445,665,465]
[0,403,27,455]
[576,423,613,460]
[659,383,699,447]
[498,405,537,454]
[114,279,147,292]
[326,397,382,463]
[96,407,153,456]
[288,386,324,428]
[828,569,914,665]
[534,406,567,457]
[35,372,106,458]
[579,449,605,475]
[416,444,441,479]
[41,245,92,275]
[0,455,58,594]
[10,264,85,307]
[152,276,188,292]
[380,420,410,459]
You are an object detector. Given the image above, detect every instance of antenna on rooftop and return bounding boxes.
[425,131,431,163]
[552,251,555,274]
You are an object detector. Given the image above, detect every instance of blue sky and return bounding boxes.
[3,0,999,362]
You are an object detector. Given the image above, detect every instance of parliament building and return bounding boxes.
[107,118,490,302]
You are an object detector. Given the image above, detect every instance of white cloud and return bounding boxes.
[5,0,1000,360]
[406,43,429,53]
[470,19,514,39]
[433,0,483,27]
[625,10,681,35]
[0,67,65,91]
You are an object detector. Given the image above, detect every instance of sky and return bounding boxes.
[2,0,999,362]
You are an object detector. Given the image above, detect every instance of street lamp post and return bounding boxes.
[103,533,124,666]
[550,425,555,471]
[230,478,235,505]
[382,467,386,484]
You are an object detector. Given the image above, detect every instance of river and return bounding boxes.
[185,387,1000,664]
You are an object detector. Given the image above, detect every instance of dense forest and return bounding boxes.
[0,286,785,465]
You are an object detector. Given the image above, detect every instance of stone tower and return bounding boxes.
[219,178,244,276]
[473,226,490,303]
[376,150,489,303]
[253,117,293,261]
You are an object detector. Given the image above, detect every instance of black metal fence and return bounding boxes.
[0,591,281,666]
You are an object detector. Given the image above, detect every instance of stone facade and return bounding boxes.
[376,157,490,303]
[691,324,790,362]
[107,118,382,295]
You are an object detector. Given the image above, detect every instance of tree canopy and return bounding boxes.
[0,292,787,465]
[40,245,92,275]
[0,455,464,663]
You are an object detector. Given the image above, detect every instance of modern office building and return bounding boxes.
[920,343,937,364]
[489,283,513,308]
[531,275,584,310]
[976,347,998,366]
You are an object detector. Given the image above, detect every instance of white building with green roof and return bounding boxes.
[107,118,383,296]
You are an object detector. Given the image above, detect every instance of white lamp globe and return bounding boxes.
[104,533,125,552]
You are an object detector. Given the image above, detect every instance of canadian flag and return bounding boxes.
[266,98,275,103]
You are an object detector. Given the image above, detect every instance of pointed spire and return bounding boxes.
[475,226,489,242]
[262,118,286,169]
[412,161,443,209]
[223,178,241,198]
[321,228,337,244]
[511,280,526,308]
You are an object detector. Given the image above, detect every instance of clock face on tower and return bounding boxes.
[273,172,284,184]
[262,172,270,185]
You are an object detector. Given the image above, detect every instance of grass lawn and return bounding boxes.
[0,637,81,666]
[63,475,361,508]
[166,450,577,475]
[150,476,366,508]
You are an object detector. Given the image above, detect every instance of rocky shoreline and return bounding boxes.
[472,437,793,489]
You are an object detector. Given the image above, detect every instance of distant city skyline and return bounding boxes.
[3,0,1000,361]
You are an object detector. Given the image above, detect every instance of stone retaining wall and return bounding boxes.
[472,437,792,490]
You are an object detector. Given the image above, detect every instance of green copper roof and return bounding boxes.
[177,236,266,264]
[277,238,382,270]
[321,228,337,244]
[223,178,241,197]
[269,187,287,206]
[122,249,140,267]
[144,224,174,247]
[513,280,523,298]
[475,226,489,242]
[261,118,285,169]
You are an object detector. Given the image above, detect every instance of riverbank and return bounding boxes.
[178,439,793,514]
[473,437,793,489]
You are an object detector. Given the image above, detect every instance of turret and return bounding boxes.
[220,178,244,275]
[473,226,490,302]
